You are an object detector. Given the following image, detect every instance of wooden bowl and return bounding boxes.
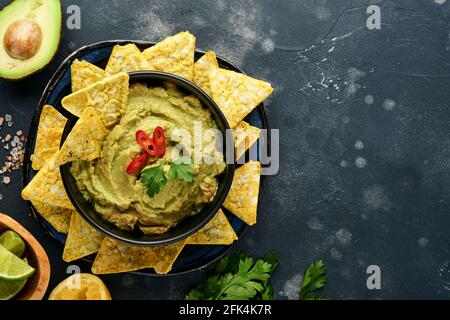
[0,213,50,300]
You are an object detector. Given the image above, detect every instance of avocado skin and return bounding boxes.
[0,0,63,81]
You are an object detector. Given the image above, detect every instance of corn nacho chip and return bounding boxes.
[142,31,195,81]
[63,212,104,262]
[150,239,187,274]
[32,201,73,234]
[22,155,73,209]
[71,59,107,92]
[209,69,273,128]
[92,238,158,274]
[187,209,237,245]
[193,51,219,95]
[223,161,261,225]
[92,238,186,275]
[105,44,149,75]
[233,121,260,160]
[61,72,129,127]
[30,105,67,171]
[56,107,109,166]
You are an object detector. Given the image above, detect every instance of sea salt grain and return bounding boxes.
[3,176,10,185]
[4,114,12,122]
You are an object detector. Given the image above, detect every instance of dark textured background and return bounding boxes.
[1,0,450,299]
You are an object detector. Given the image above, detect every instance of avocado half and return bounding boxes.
[0,0,62,80]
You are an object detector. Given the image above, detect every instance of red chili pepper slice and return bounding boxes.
[152,126,166,158]
[126,152,149,174]
[136,130,157,156]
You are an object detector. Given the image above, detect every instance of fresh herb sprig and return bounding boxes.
[186,252,279,300]
[140,156,194,197]
[299,260,328,300]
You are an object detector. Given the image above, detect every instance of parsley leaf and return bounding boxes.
[299,260,329,300]
[140,164,167,197]
[186,252,279,300]
[168,156,194,183]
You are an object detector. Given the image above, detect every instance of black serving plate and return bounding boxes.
[23,40,269,275]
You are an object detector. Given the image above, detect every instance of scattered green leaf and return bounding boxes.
[140,164,167,197]
[168,156,194,183]
[186,252,279,300]
[299,260,328,300]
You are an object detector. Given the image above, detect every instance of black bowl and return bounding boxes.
[60,71,235,246]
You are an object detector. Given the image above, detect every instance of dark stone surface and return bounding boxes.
[1,0,450,299]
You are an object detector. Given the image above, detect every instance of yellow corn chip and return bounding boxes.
[63,212,104,262]
[105,44,148,75]
[22,154,73,210]
[30,105,67,171]
[193,51,219,95]
[61,72,129,127]
[151,239,187,275]
[142,31,195,81]
[233,121,260,160]
[32,201,73,234]
[187,209,237,245]
[209,69,273,128]
[92,238,186,275]
[223,161,261,225]
[92,238,158,274]
[56,107,109,166]
[71,59,107,92]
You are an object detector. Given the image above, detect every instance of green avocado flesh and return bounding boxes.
[0,0,62,80]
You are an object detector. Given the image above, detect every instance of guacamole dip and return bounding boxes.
[71,83,226,235]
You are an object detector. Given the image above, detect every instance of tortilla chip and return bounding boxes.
[223,161,261,225]
[105,44,148,75]
[92,238,186,275]
[92,238,158,274]
[61,72,129,127]
[233,121,260,160]
[63,212,104,262]
[56,107,109,166]
[151,239,187,274]
[187,209,237,245]
[22,154,73,210]
[30,105,67,171]
[209,69,273,128]
[32,201,73,234]
[193,51,219,95]
[142,32,195,81]
[71,59,107,92]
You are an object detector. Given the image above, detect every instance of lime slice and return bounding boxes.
[0,231,26,257]
[0,276,27,300]
[0,244,34,282]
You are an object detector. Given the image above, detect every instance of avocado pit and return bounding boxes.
[3,20,42,60]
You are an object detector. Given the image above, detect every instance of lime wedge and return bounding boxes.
[0,244,34,282]
[0,276,27,300]
[0,231,26,257]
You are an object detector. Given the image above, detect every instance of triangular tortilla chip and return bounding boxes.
[193,51,219,95]
[150,239,187,274]
[71,59,107,92]
[209,69,273,128]
[63,212,104,262]
[61,72,129,127]
[92,238,186,275]
[187,209,237,245]
[142,32,195,81]
[105,44,149,75]
[223,161,261,225]
[56,107,109,166]
[32,201,74,234]
[30,105,67,171]
[233,121,260,160]
[92,238,158,274]
[22,154,73,209]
